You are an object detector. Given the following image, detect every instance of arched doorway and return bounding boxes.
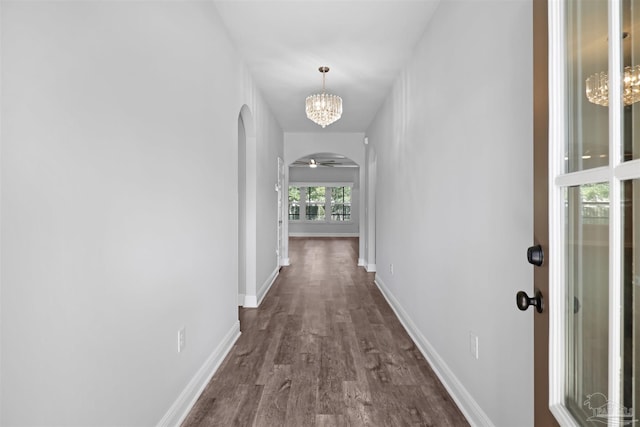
[286,152,361,256]
[237,105,257,308]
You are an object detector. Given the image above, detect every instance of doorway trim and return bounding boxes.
[238,105,257,308]
[277,156,286,267]
[365,143,377,272]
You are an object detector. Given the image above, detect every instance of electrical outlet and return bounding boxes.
[469,332,479,359]
[389,263,394,275]
[178,327,186,353]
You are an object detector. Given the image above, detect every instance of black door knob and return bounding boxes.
[516,290,543,313]
[527,245,544,266]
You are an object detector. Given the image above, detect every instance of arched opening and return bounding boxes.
[238,105,257,310]
[286,152,361,258]
[290,153,358,169]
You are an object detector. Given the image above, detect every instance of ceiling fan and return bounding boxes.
[291,158,339,168]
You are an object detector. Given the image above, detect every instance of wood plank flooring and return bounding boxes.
[181,237,469,427]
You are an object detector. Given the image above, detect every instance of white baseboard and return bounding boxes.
[281,258,290,266]
[257,267,279,306]
[358,258,365,267]
[243,267,279,308]
[374,277,494,427]
[365,264,376,272]
[243,294,257,308]
[289,232,359,237]
[238,293,245,306]
[156,321,240,427]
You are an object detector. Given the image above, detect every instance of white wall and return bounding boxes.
[366,1,534,426]
[253,96,284,305]
[284,132,365,263]
[0,1,282,425]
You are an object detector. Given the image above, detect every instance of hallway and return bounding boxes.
[182,238,469,426]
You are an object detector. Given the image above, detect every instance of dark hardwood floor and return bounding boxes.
[181,237,469,427]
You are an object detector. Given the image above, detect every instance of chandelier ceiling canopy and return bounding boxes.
[305,66,343,128]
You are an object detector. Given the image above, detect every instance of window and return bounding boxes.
[306,186,325,221]
[579,182,609,225]
[331,186,351,221]
[288,186,300,220]
[288,184,352,222]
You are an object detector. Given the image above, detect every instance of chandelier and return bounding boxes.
[585,65,640,106]
[305,66,342,128]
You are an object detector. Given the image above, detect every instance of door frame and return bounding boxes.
[546,0,640,424]
[277,156,285,267]
[365,144,377,273]
[533,0,557,425]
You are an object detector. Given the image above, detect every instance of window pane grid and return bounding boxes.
[288,186,300,220]
[288,185,352,222]
[331,186,351,221]
[306,186,325,221]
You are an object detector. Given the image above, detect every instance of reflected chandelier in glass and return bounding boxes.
[585,64,640,106]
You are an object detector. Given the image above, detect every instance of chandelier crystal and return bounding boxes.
[585,65,640,106]
[306,66,342,128]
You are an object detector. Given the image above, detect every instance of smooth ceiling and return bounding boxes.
[214,0,441,132]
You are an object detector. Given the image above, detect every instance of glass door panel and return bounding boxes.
[623,180,640,420]
[567,0,610,172]
[551,0,640,425]
[565,184,610,423]
[622,0,640,418]
[624,0,640,161]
